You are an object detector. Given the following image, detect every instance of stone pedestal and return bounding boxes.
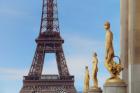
[104,81,127,93]
[88,87,102,93]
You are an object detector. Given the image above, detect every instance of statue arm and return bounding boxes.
[105,45,109,59]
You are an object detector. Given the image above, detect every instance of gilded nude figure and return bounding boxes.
[92,52,98,88]
[104,21,123,81]
[83,66,90,93]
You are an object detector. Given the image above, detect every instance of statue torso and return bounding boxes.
[93,57,98,73]
[105,30,114,50]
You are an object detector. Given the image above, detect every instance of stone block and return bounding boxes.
[104,81,127,93]
[88,87,102,93]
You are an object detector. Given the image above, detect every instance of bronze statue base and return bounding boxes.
[105,77,125,84]
[104,78,127,93]
[88,87,102,93]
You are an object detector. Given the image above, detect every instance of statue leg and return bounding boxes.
[93,73,98,88]
[105,50,114,72]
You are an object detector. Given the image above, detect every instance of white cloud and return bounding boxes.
[0,6,28,18]
[0,68,28,80]
[64,33,104,49]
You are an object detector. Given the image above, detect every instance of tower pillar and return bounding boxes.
[128,0,140,93]
[121,0,140,93]
[120,0,129,84]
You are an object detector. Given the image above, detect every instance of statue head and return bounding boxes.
[93,52,97,57]
[85,66,88,70]
[104,21,110,30]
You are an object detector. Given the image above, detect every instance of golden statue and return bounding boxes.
[83,66,90,93]
[104,21,123,82]
[92,52,98,88]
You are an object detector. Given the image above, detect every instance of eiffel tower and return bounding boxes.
[20,0,77,93]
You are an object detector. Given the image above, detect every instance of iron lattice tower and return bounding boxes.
[20,0,77,93]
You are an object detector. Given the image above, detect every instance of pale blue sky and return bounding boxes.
[0,0,120,93]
